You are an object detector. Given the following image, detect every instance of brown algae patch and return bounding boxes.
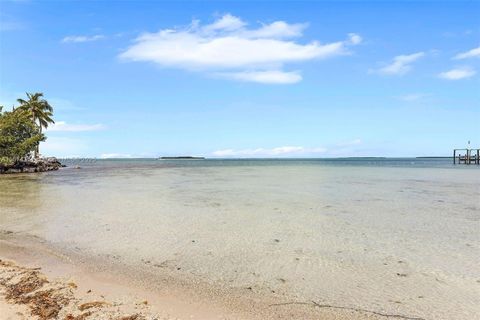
[78,301,110,311]
[0,259,69,319]
[0,259,153,320]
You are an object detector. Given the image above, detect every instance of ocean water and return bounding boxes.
[1,158,479,319]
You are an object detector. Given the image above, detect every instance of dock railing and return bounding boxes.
[453,149,480,165]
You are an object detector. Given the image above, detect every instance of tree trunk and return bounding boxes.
[36,125,42,158]
[34,116,40,159]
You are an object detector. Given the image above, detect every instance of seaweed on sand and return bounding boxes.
[0,259,71,319]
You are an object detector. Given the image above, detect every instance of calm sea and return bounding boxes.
[1,158,479,319]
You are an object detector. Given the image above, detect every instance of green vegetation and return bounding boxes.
[0,92,54,166]
[17,92,55,158]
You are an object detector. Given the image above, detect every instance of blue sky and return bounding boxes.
[1,0,479,158]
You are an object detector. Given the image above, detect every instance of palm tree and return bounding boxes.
[17,92,54,158]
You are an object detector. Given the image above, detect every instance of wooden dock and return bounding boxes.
[453,149,480,165]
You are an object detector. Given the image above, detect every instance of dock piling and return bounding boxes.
[453,148,480,165]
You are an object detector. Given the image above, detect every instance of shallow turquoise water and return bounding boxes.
[1,158,479,319]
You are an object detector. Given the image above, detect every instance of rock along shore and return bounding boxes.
[0,157,64,174]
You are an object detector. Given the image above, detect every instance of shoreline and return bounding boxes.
[0,158,64,174]
[0,233,244,320]
[0,232,405,320]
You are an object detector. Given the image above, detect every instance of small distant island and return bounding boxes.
[0,92,63,174]
[159,156,205,160]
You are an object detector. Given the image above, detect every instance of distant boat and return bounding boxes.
[159,156,205,160]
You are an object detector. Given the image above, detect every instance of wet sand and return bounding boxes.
[0,234,240,320]
[0,232,423,320]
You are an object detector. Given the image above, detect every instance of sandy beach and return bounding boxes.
[0,231,405,320]
[0,233,243,320]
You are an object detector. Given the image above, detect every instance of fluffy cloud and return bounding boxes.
[119,14,361,84]
[376,52,424,75]
[47,121,105,132]
[212,146,327,157]
[453,46,480,59]
[438,67,476,80]
[62,35,105,43]
[348,33,362,45]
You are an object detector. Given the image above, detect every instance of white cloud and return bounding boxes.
[46,121,105,132]
[438,67,476,80]
[218,70,302,84]
[453,46,480,59]
[243,21,307,39]
[100,153,134,159]
[202,14,246,33]
[62,34,105,43]
[119,14,361,84]
[348,33,362,45]
[212,146,327,157]
[376,52,425,75]
[212,139,364,157]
